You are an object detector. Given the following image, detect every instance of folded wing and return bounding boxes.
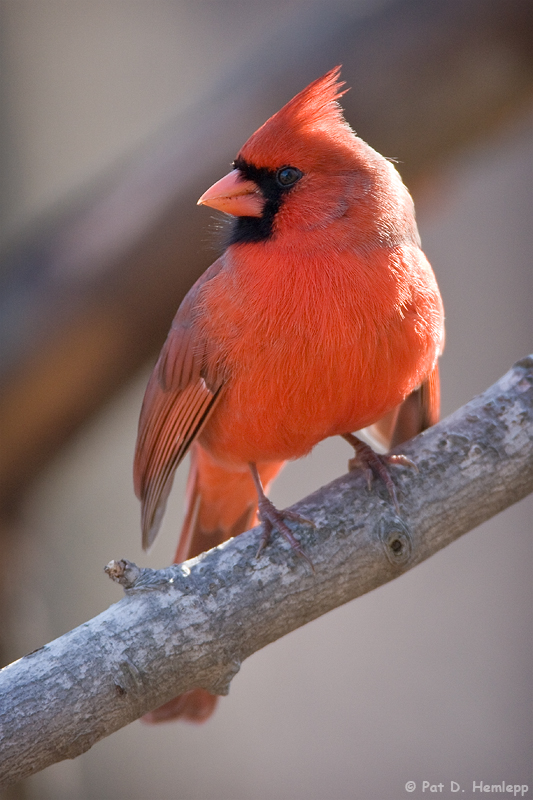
[134,259,227,550]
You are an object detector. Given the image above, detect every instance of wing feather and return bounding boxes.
[134,258,227,550]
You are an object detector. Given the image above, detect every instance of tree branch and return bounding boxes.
[0,356,532,786]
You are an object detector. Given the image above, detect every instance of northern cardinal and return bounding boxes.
[134,67,444,723]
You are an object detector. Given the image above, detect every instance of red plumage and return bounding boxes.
[134,67,444,723]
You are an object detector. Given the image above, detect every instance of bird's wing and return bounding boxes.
[134,258,227,550]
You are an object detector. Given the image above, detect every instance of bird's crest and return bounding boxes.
[238,67,351,167]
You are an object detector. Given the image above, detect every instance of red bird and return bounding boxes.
[134,67,444,723]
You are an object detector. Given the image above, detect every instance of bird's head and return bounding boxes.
[198,67,418,250]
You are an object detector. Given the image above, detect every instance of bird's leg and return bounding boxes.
[249,462,315,571]
[342,433,417,514]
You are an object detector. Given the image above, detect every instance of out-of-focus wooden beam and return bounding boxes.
[0,0,532,512]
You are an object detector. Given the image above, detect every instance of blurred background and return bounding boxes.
[0,1,531,798]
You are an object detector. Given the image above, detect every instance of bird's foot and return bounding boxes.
[255,495,316,571]
[342,433,417,514]
[249,462,315,570]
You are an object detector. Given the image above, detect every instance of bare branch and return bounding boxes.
[0,356,532,786]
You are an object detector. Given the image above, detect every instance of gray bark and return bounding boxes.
[0,356,532,787]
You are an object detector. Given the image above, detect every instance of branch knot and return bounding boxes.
[377,517,413,566]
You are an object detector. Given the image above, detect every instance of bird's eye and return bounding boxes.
[276,166,303,187]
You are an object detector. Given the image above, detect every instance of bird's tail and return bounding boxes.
[174,442,284,563]
[368,364,441,450]
[142,442,284,725]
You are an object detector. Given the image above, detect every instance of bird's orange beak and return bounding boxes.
[197,169,264,217]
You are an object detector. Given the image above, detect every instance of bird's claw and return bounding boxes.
[386,454,418,472]
[280,508,317,528]
[255,496,315,572]
[344,433,416,514]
